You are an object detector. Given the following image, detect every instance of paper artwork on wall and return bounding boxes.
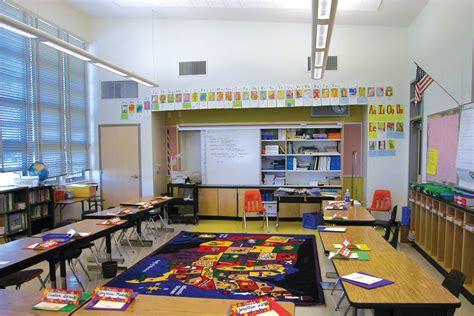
[368,104,405,158]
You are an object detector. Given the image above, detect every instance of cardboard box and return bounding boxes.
[65,184,96,198]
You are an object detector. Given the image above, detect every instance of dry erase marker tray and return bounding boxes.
[42,233,72,243]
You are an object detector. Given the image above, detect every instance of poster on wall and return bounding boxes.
[368,104,404,157]
[182,89,191,109]
[303,84,312,107]
[216,88,224,109]
[267,86,277,108]
[233,87,242,108]
[285,85,295,107]
[224,87,233,109]
[277,85,285,108]
[312,86,321,106]
[151,93,159,111]
[242,86,251,108]
[250,86,259,108]
[294,84,303,107]
[259,86,268,108]
[191,89,200,109]
[120,102,128,120]
[199,88,208,109]
[174,90,183,110]
[208,88,216,109]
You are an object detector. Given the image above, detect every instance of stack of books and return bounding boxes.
[265,145,279,155]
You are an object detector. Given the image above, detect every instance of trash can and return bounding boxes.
[303,212,323,229]
[102,261,118,278]
[401,206,411,243]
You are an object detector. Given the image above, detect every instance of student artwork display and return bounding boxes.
[149,84,394,112]
[120,99,152,120]
[368,104,405,157]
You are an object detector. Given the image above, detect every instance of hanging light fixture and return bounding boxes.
[0,12,159,87]
[311,0,338,80]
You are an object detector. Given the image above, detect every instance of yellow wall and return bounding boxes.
[162,105,365,125]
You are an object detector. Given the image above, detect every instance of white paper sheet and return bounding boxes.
[342,272,382,285]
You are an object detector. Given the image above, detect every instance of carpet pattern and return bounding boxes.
[107,231,324,305]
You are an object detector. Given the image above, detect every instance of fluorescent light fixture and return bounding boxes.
[129,76,154,88]
[313,68,322,79]
[94,62,127,76]
[314,51,325,67]
[42,41,91,61]
[318,0,332,19]
[315,24,328,49]
[0,22,36,38]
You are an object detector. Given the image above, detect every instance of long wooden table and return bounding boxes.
[55,197,89,222]
[33,219,122,289]
[323,204,375,226]
[120,196,175,232]
[0,289,83,316]
[319,226,461,313]
[0,237,71,289]
[72,295,295,315]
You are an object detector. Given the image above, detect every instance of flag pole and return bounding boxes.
[414,61,461,107]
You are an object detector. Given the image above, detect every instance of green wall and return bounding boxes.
[163,105,365,125]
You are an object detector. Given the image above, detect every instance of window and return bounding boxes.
[0,1,88,177]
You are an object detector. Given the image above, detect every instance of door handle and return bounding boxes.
[131,175,139,179]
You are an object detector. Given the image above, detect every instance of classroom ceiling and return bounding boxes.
[65,0,429,26]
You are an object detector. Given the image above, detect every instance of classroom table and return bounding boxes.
[274,192,335,230]
[0,237,71,289]
[322,203,376,226]
[0,289,83,316]
[120,196,175,232]
[84,205,154,247]
[71,295,295,315]
[55,197,89,222]
[33,219,122,289]
[319,227,461,315]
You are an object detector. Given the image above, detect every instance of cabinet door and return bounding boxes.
[218,189,237,217]
[279,203,300,218]
[300,203,321,217]
[199,188,218,216]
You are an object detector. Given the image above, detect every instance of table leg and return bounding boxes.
[81,200,85,213]
[105,234,112,262]
[48,260,57,288]
[156,205,174,232]
[276,200,280,231]
[59,254,67,290]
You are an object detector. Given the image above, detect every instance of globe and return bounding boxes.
[29,162,49,182]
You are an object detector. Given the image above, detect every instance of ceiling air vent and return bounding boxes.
[307,56,338,71]
[101,80,138,99]
[179,60,207,76]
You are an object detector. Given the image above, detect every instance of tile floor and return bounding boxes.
[5,219,474,315]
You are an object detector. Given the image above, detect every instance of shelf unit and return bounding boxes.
[0,185,54,241]
[409,189,473,302]
[260,126,343,189]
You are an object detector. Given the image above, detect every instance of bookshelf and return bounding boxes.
[409,189,473,302]
[261,126,343,188]
[0,185,54,241]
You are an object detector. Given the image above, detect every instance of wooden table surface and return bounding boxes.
[32,219,118,237]
[55,197,89,205]
[83,206,146,219]
[320,227,460,309]
[319,226,394,253]
[72,295,295,315]
[0,289,84,316]
[120,196,173,207]
[323,204,375,224]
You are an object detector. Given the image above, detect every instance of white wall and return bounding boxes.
[11,0,92,41]
[408,0,473,182]
[90,18,410,208]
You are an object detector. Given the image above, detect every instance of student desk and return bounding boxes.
[319,227,461,314]
[84,205,154,247]
[322,204,376,226]
[274,193,334,230]
[0,237,74,289]
[0,289,83,316]
[71,295,295,315]
[33,219,121,289]
[55,197,89,222]
[120,196,175,232]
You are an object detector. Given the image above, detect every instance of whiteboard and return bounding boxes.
[201,129,261,185]
[456,104,474,191]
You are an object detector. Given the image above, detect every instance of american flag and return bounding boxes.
[415,66,433,103]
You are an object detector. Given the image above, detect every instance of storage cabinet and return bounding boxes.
[409,189,473,302]
[199,188,218,216]
[218,189,237,217]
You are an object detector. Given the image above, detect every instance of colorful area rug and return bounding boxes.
[107,231,324,306]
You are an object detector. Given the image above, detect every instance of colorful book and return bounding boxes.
[329,250,370,261]
[84,286,136,311]
[97,217,127,226]
[317,226,347,233]
[340,272,394,289]
[24,240,61,250]
[33,288,88,311]
[229,297,291,316]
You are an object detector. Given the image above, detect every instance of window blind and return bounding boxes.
[0,3,28,172]
[0,1,89,177]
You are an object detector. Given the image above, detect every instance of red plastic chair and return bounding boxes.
[367,190,392,212]
[243,190,269,232]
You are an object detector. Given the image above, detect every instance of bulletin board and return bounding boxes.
[426,108,460,185]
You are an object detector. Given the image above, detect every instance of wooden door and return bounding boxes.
[218,189,237,217]
[99,125,141,208]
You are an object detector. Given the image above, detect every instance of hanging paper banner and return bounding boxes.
[208,88,216,109]
[199,88,208,109]
[321,85,330,106]
[143,97,150,111]
[267,86,277,108]
[250,86,259,108]
[276,85,285,108]
[285,85,295,107]
[151,94,159,111]
[224,87,233,109]
[303,84,312,107]
[242,86,251,108]
[259,86,268,108]
[330,84,339,105]
[348,87,357,104]
[191,89,199,109]
[294,84,303,107]
[182,90,191,109]
[340,87,348,105]
[312,85,321,106]
[216,88,225,109]
[233,87,242,108]
[358,87,368,104]
[120,103,128,120]
[136,99,143,114]
[174,90,183,110]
